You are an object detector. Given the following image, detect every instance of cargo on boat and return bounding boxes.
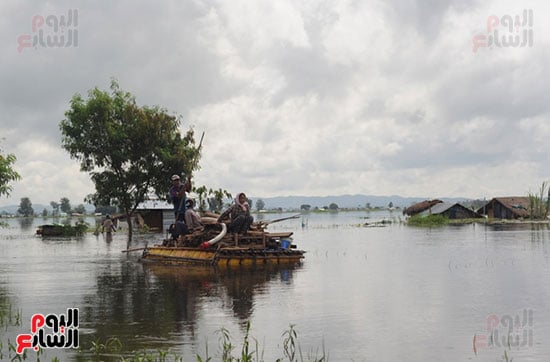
[139,215,305,267]
[36,223,87,237]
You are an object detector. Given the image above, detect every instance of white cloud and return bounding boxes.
[1,0,550,207]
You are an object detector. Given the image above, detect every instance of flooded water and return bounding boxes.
[1,212,549,361]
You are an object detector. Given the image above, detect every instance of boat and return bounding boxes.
[139,215,305,267]
[36,223,87,237]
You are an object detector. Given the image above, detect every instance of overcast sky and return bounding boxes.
[1,0,548,207]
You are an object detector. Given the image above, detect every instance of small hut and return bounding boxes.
[420,202,482,219]
[476,197,530,219]
[136,197,175,232]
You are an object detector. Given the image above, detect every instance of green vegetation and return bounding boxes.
[3,309,328,362]
[17,197,33,217]
[407,214,449,226]
[84,322,326,362]
[0,145,21,227]
[60,79,201,241]
[0,146,21,199]
[528,181,550,220]
[38,222,89,236]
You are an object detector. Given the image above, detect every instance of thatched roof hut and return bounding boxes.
[403,199,443,216]
[476,197,530,219]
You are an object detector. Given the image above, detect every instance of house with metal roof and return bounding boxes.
[476,197,530,219]
[136,197,175,232]
[419,202,482,219]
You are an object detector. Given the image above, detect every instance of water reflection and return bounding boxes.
[76,261,302,359]
[18,217,33,231]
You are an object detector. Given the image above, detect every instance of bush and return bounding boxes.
[407,214,449,226]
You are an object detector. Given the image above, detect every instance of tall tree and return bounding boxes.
[192,185,209,212]
[0,147,21,198]
[60,80,200,241]
[60,197,72,213]
[18,197,34,217]
[255,199,265,211]
[73,204,86,214]
[50,201,60,216]
[208,188,232,213]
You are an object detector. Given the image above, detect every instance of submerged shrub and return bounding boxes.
[407,214,449,226]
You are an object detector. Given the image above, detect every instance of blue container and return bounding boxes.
[281,239,291,249]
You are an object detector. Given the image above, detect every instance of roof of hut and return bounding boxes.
[419,202,482,218]
[477,197,531,218]
[403,199,443,216]
[495,197,530,217]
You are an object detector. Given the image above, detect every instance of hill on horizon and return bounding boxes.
[0,203,96,215]
[248,194,470,210]
[0,194,473,214]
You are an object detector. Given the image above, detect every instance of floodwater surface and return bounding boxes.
[1,212,549,361]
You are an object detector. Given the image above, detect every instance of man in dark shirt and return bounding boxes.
[169,174,191,221]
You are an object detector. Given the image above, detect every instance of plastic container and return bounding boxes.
[281,239,291,249]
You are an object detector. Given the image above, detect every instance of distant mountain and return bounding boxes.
[249,194,470,210]
[0,195,472,214]
[0,203,95,215]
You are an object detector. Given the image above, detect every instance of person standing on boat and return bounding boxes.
[185,199,203,232]
[217,192,254,234]
[169,174,191,221]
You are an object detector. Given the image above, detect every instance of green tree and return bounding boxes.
[528,181,550,219]
[192,185,209,212]
[255,199,265,211]
[50,201,60,216]
[0,147,21,198]
[60,80,201,241]
[208,188,232,213]
[18,197,34,217]
[73,204,86,214]
[328,203,338,210]
[60,197,72,213]
[42,209,48,217]
[94,204,117,215]
[300,204,311,211]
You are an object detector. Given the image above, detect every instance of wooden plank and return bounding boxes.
[264,232,293,237]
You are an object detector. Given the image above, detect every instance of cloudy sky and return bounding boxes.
[1,0,548,207]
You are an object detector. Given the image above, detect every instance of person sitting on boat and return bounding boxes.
[166,220,189,246]
[217,192,254,234]
[185,199,203,232]
[169,174,191,221]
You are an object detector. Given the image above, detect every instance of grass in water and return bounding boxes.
[80,323,327,362]
[407,214,449,227]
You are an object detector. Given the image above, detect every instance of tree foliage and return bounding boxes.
[208,188,232,213]
[0,147,21,198]
[60,80,201,239]
[73,204,86,214]
[255,199,265,211]
[528,181,550,220]
[60,197,72,213]
[18,197,34,217]
[50,201,60,216]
